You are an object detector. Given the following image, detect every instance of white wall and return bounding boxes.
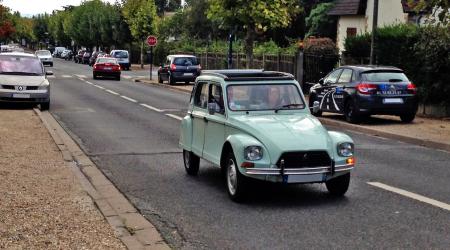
[337,16,367,53]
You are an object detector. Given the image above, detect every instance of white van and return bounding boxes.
[110,50,130,70]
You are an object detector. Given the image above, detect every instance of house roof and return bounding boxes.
[328,0,367,16]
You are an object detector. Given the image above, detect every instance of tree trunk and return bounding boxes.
[140,41,144,69]
[244,28,255,69]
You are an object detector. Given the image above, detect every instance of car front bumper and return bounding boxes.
[0,90,50,103]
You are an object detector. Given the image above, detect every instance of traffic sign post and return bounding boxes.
[146,36,157,80]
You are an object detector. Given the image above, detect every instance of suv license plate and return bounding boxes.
[383,98,403,104]
[184,73,193,76]
[13,93,30,98]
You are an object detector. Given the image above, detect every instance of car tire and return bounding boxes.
[400,113,415,123]
[183,150,200,176]
[40,101,50,111]
[158,74,163,84]
[344,99,361,124]
[225,152,248,202]
[169,75,175,85]
[325,173,350,196]
[309,94,322,117]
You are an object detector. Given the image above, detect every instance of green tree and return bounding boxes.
[48,10,71,47]
[305,2,336,39]
[32,14,50,49]
[123,0,158,68]
[0,3,16,43]
[207,0,301,68]
[409,0,450,24]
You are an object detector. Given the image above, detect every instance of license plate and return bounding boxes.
[184,73,193,76]
[104,67,112,70]
[379,90,402,95]
[12,93,30,98]
[285,174,326,183]
[383,98,403,104]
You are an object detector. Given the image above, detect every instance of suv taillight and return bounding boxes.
[407,82,417,94]
[357,83,377,95]
[170,63,176,71]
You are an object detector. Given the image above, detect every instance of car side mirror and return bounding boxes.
[310,101,320,113]
[319,78,324,85]
[208,102,217,115]
[45,71,53,76]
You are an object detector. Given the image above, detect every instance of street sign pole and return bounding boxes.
[149,47,153,80]
[146,35,158,81]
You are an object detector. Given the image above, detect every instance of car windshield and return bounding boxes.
[173,57,198,66]
[226,84,305,111]
[36,51,51,56]
[112,51,128,58]
[362,71,409,82]
[0,55,43,75]
[96,58,117,64]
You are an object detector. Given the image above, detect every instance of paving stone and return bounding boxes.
[121,213,155,231]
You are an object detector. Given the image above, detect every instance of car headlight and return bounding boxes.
[244,146,263,161]
[337,142,354,157]
[38,80,50,90]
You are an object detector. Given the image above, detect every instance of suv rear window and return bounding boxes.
[173,57,198,66]
[112,51,128,58]
[362,71,409,82]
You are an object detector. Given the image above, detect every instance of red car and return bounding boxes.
[93,57,121,80]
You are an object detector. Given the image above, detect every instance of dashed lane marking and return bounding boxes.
[47,75,56,78]
[166,114,183,121]
[94,85,105,90]
[85,81,94,85]
[368,182,450,212]
[140,104,163,113]
[106,90,119,95]
[122,75,132,79]
[74,74,87,78]
[120,95,137,103]
[61,75,72,78]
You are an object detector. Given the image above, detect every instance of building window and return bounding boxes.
[347,27,357,37]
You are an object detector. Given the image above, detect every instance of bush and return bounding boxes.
[303,37,338,55]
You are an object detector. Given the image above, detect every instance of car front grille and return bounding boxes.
[1,85,39,90]
[277,151,331,168]
[2,85,14,89]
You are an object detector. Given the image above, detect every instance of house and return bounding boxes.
[328,0,430,53]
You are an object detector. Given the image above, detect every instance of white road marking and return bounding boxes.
[85,81,94,85]
[120,95,137,103]
[47,75,56,78]
[74,74,87,78]
[106,89,119,95]
[368,182,450,212]
[140,103,163,112]
[166,114,183,121]
[62,75,72,78]
[94,85,105,90]
[122,75,132,79]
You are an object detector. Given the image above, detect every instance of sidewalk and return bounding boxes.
[0,110,125,248]
[136,78,450,152]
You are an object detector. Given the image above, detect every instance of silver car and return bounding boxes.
[0,52,52,110]
[35,50,53,67]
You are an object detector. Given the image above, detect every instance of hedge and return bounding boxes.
[344,24,450,105]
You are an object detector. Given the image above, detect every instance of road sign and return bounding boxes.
[146,35,157,47]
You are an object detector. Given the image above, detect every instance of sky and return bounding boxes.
[3,0,117,16]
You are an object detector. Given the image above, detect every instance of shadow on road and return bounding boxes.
[322,113,408,126]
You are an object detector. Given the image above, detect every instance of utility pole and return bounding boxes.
[370,0,379,65]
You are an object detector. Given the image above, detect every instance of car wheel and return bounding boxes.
[344,99,361,124]
[40,101,50,111]
[309,94,322,117]
[183,150,200,175]
[225,152,248,202]
[169,75,175,85]
[400,113,415,123]
[325,173,350,196]
[158,74,163,84]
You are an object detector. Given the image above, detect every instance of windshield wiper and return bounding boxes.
[0,71,41,76]
[274,103,304,113]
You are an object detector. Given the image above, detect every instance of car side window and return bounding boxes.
[324,69,342,85]
[209,84,225,115]
[193,82,208,109]
[337,69,353,83]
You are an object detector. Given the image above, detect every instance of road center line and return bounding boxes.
[367,182,450,212]
[120,95,137,103]
[85,81,94,85]
[140,103,163,113]
[106,89,119,95]
[94,85,105,90]
[166,114,183,121]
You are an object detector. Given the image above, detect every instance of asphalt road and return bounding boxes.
[47,59,450,249]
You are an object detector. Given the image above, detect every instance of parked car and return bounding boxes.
[110,50,130,70]
[93,57,121,80]
[82,51,92,64]
[35,50,53,67]
[0,52,52,110]
[309,65,418,123]
[158,55,201,85]
[52,47,66,58]
[179,70,355,202]
[63,50,74,61]
[89,51,106,66]
[60,49,71,59]
[74,49,86,64]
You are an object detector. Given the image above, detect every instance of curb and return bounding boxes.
[319,117,450,152]
[133,78,192,94]
[34,108,171,250]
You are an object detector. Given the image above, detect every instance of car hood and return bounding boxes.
[0,75,46,86]
[229,113,334,160]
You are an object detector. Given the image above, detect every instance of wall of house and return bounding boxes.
[336,16,367,53]
[365,0,409,32]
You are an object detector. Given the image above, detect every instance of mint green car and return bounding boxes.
[179,70,355,202]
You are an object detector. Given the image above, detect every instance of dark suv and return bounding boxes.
[309,65,418,123]
[158,55,201,85]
